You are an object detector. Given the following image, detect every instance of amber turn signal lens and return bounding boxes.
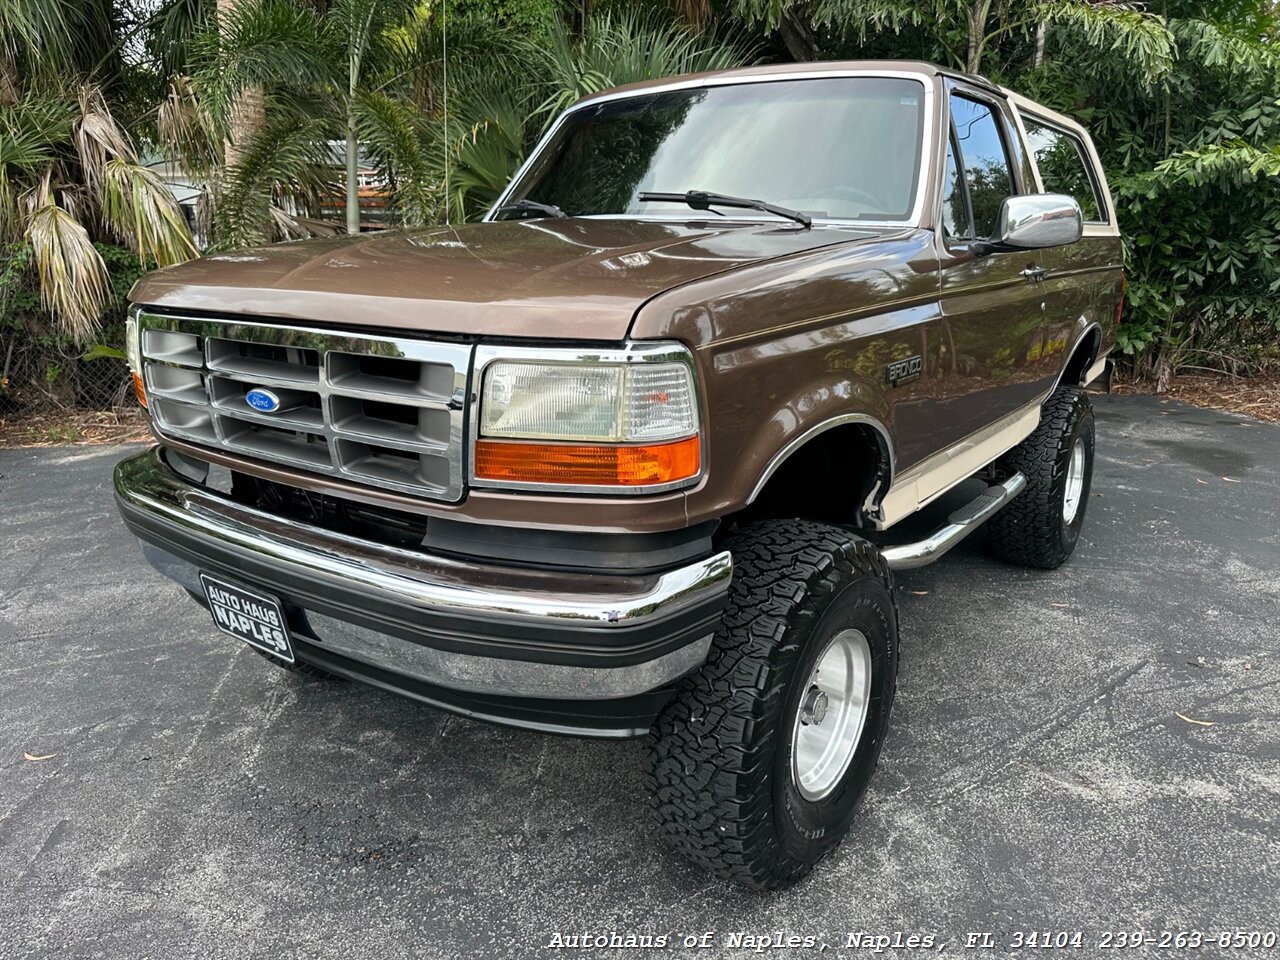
[475,435,700,487]
[131,371,148,408]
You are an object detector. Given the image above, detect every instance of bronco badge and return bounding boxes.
[886,355,923,386]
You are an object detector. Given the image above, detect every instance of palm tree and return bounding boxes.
[428,8,755,220]
[163,0,433,245]
[163,2,752,244]
[0,0,198,340]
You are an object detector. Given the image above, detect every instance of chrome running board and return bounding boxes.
[881,472,1027,570]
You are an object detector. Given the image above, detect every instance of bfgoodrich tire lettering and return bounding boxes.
[645,520,898,890]
[986,386,1096,570]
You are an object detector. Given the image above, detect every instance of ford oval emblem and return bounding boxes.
[245,388,281,413]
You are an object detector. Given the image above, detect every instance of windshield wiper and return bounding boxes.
[496,198,567,219]
[638,190,811,228]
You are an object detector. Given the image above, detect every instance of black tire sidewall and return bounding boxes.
[774,576,896,862]
[1056,396,1096,554]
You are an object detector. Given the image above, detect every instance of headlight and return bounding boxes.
[125,307,147,407]
[473,343,701,491]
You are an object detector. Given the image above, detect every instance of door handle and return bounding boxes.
[1020,265,1049,283]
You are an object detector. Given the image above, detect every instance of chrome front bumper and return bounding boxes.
[115,447,732,736]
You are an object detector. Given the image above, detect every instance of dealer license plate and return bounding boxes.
[199,573,294,663]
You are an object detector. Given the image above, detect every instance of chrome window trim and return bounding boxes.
[469,341,706,496]
[134,310,473,502]
[486,70,937,229]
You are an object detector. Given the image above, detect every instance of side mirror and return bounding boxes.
[972,193,1083,256]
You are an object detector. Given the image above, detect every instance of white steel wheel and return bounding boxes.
[1062,437,1086,524]
[791,628,873,802]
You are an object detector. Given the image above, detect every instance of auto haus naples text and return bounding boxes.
[543,931,942,951]
[205,582,287,650]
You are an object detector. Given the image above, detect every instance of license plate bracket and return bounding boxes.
[199,573,294,663]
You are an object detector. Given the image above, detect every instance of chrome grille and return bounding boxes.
[137,312,471,502]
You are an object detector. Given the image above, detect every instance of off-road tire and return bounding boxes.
[645,520,898,890]
[986,385,1095,570]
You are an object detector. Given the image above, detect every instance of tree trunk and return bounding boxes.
[345,111,360,236]
[217,0,263,169]
[966,0,993,74]
[1033,21,1046,68]
[345,38,362,237]
[779,9,819,62]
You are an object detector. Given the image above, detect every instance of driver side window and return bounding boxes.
[948,95,1014,240]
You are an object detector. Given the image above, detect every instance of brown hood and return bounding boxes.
[129,219,881,341]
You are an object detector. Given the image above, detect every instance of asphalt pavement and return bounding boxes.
[1,394,1277,959]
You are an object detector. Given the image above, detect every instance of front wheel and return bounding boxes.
[645,520,898,890]
[986,385,1095,570]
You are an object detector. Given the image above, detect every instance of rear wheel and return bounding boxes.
[986,385,1095,570]
[646,520,898,890]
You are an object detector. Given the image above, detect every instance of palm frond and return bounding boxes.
[157,75,221,176]
[22,176,110,341]
[0,91,76,156]
[215,113,338,250]
[73,86,134,201]
[353,89,432,225]
[101,158,199,266]
[446,85,532,220]
[0,0,116,83]
[0,0,74,74]
[146,0,215,77]
[531,10,755,123]
[329,0,419,81]
[0,97,69,238]
[189,0,337,135]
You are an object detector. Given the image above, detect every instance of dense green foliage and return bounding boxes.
[2,0,1278,391]
[723,0,1279,375]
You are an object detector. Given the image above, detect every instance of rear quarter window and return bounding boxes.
[1022,116,1107,223]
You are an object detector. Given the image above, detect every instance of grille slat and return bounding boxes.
[138,313,471,502]
[207,355,321,388]
[328,396,452,453]
[213,404,327,434]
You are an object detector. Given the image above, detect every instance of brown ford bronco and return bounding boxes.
[115,61,1122,889]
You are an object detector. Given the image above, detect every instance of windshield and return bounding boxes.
[505,77,927,223]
